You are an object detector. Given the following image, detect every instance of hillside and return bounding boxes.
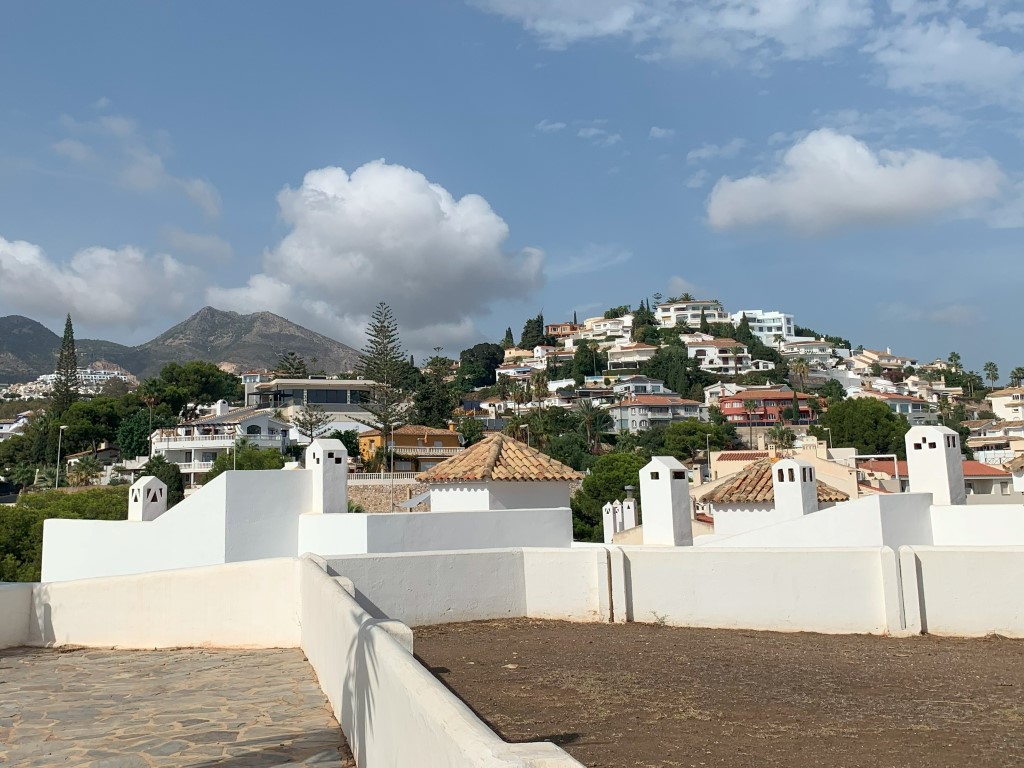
[0,307,361,382]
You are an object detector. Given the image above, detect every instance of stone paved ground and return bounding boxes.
[0,647,355,768]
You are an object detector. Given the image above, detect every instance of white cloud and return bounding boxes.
[206,160,545,350]
[51,139,96,164]
[163,227,234,261]
[0,235,195,329]
[577,125,622,147]
[667,275,702,298]
[686,138,746,164]
[53,112,221,217]
[471,0,874,65]
[548,244,632,277]
[706,129,1004,234]
[869,18,1024,104]
[649,126,675,139]
[684,169,709,188]
[92,96,112,110]
[535,119,566,133]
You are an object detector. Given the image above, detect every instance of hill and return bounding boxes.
[0,307,361,382]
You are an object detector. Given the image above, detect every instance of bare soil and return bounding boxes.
[413,619,1024,768]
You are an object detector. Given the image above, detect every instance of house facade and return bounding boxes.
[683,337,752,376]
[729,310,796,343]
[606,342,658,371]
[358,424,464,473]
[655,299,729,328]
[720,390,819,426]
[849,392,937,426]
[989,387,1024,421]
[607,395,708,434]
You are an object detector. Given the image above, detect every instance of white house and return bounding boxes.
[684,338,753,376]
[613,376,670,397]
[150,401,293,487]
[988,387,1024,421]
[780,339,836,369]
[730,310,796,343]
[607,394,708,434]
[0,411,31,443]
[606,342,658,371]
[656,300,728,328]
[416,433,582,512]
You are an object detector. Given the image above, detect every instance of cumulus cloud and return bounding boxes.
[687,138,746,164]
[649,126,675,139]
[0,235,195,329]
[206,160,545,350]
[706,129,1004,234]
[162,227,234,262]
[471,0,874,64]
[52,112,221,217]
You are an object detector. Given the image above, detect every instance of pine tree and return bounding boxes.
[355,302,408,438]
[51,313,80,416]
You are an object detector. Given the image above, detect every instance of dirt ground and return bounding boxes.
[413,619,1024,768]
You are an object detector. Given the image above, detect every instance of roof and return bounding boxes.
[722,390,809,401]
[989,387,1024,397]
[857,459,909,476]
[613,343,657,350]
[703,459,849,505]
[416,433,583,483]
[962,419,997,429]
[961,461,1009,478]
[717,451,769,462]
[611,395,703,407]
[361,424,455,438]
[685,338,744,347]
[189,405,279,425]
[1006,455,1024,472]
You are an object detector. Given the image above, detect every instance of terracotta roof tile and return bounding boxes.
[362,424,455,438]
[961,461,1010,478]
[1005,455,1024,472]
[703,459,848,504]
[717,451,769,462]
[416,433,583,483]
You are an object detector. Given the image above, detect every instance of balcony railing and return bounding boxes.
[177,461,214,473]
[152,434,285,447]
[391,446,462,457]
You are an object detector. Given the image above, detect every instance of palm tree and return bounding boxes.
[743,400,759,447]
[1010,367,1024,387]
[577,400,613,453]
[730,345,746,377]
[67,456,103,487]
[948,351,962,370]
[983,361,999,388]
[765,425,795,450]
[510,381,529,416]
[789,358,810,392]
[530,369,549,404]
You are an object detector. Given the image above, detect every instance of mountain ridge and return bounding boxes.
[0,307,361,383]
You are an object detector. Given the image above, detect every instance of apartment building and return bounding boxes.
[612,376,670,397]
[656,300,728,329]
[780,339,835,369]
[607,394,708,434]
[245,377,377,435]
[729,310,796,342]
[683,336,753,376]
[358,424,464,473]
[606,342,658,371]
[720,390,819,426]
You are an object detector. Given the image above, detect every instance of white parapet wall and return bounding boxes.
[0,583,34,649]
[298,558,584,767]
[323,547,609,627]
[607,546,902,634]
[899,546,1024,638]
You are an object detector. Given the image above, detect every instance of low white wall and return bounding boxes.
[523,547,609,622]
[365,508,573,552]
[27,559,300,649]
[0,583,33,648]
[299,558,582,767]
[712,504,785,536]
[930,505,1024,546]
[900,546,1024,638]
[488,481,572,511]
[610,546,897,634]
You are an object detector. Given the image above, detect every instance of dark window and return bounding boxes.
[650,472,660,480]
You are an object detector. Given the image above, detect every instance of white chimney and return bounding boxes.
[128,476,167,522]
[305,438,349,514]
[215,399,230,416]
[640,456,693,546]
[771,458,817,519]
[906,425,965,506]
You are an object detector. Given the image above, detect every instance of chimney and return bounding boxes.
[216,399,230,416]
[128,476,167,522]
[640,456,693,546]
[447,420,456,432]
[906,425,966,506]
[771,458,818,519]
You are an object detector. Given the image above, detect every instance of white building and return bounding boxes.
[730,310,795,342]
[246,377,378,435]
[780,339,836,369]
[612,376,670,397]
[0,411,31,443]
[607,394,708,433]
[606,342,658,371]
[683,337,753,376]
[150,401,293,487]
[656,300,728,329]
[988,387,1024,421]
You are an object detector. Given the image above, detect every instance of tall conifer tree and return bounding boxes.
[356,302,408,438]
[51,313,80,416]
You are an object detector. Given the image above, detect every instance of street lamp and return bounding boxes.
[823,427,833,450]
[55,425,68,489]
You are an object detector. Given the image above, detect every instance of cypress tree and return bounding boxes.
[502,327,515,349]
[699,309,711,335]
[51,313,80,416]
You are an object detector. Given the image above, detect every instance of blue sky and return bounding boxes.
[0,1,1021,376]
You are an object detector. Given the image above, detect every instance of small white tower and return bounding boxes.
[906,425,965,506]
[640,456,693,546]
[305,438,349,514]
[128,476,168,522]
[771,458,817,519]
[602,500,624,544]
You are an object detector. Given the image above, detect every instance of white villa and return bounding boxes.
[655,299,729,328]
[729,309,796,343]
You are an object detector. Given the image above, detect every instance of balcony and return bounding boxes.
[177,461,214,474]
[391,446,463,457]
[152,434,286,450]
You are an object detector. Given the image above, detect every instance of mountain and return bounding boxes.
[0,307,361,383]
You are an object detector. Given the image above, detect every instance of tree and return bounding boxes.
[291,403,333,441]
[809,398,911,458]
[519,313,545,349]
[789,358,810,391]
[603,305,631,319]
[51,313,80,417]
[156,361,244,406]
[662,420,733,461]
[735,314,753,345]
[572,340,605,385]
[699,309,710,335]
[356,302,409,437]
[116,408,175,459]
[456,417,485,446]
[630,299,656,342]
[1010,367,1024,387]
[205,441,286,481]
[983,361,999,388]
[66,456,103,487]
[501,327,515,349]
[139,455,185,507]
[571,453,649,541]
[458,343,505,387]
[819,379,846,404]
[276,351,308,378]
[530,369,549,404]
[576,400,613,453]
[413,354,457,428]
[947,351,962,370]
[765,425,796,449]
[326,428,360,458]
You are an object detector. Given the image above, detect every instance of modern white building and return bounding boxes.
[683,336,753,376]
[730,310,795,342]
[780,339,836,369]
[607,394,708,433]
[606,342,658,371]
[245,377,377,435]
[988,387,1024,421]
[656,300,728,329]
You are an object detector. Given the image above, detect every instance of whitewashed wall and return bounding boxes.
[930,505,1024,546]
[0,583,33,648]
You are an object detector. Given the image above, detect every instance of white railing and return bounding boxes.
[349,472,419,481]
[177,462,214,473]
[152,434,284,446]
[391,446,462,457]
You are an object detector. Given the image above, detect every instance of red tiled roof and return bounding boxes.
[717,451,769,462]
[612,395,703,407]
[857,459,909,476]
[703,459,848,504]
[858,458,1009,479]
[1006,455,1024,472]
[722,390,812,401]
[362,424,455,438]
[416,433,583,483]
[961,461,1009,478]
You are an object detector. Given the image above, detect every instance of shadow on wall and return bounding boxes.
[341,612,381,766]
[186,729,352,767]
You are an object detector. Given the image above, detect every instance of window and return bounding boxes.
[650,472,660,480]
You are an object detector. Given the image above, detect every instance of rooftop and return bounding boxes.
[416,433,582,483]
[361,424,455,438]
[703,459,849,504]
